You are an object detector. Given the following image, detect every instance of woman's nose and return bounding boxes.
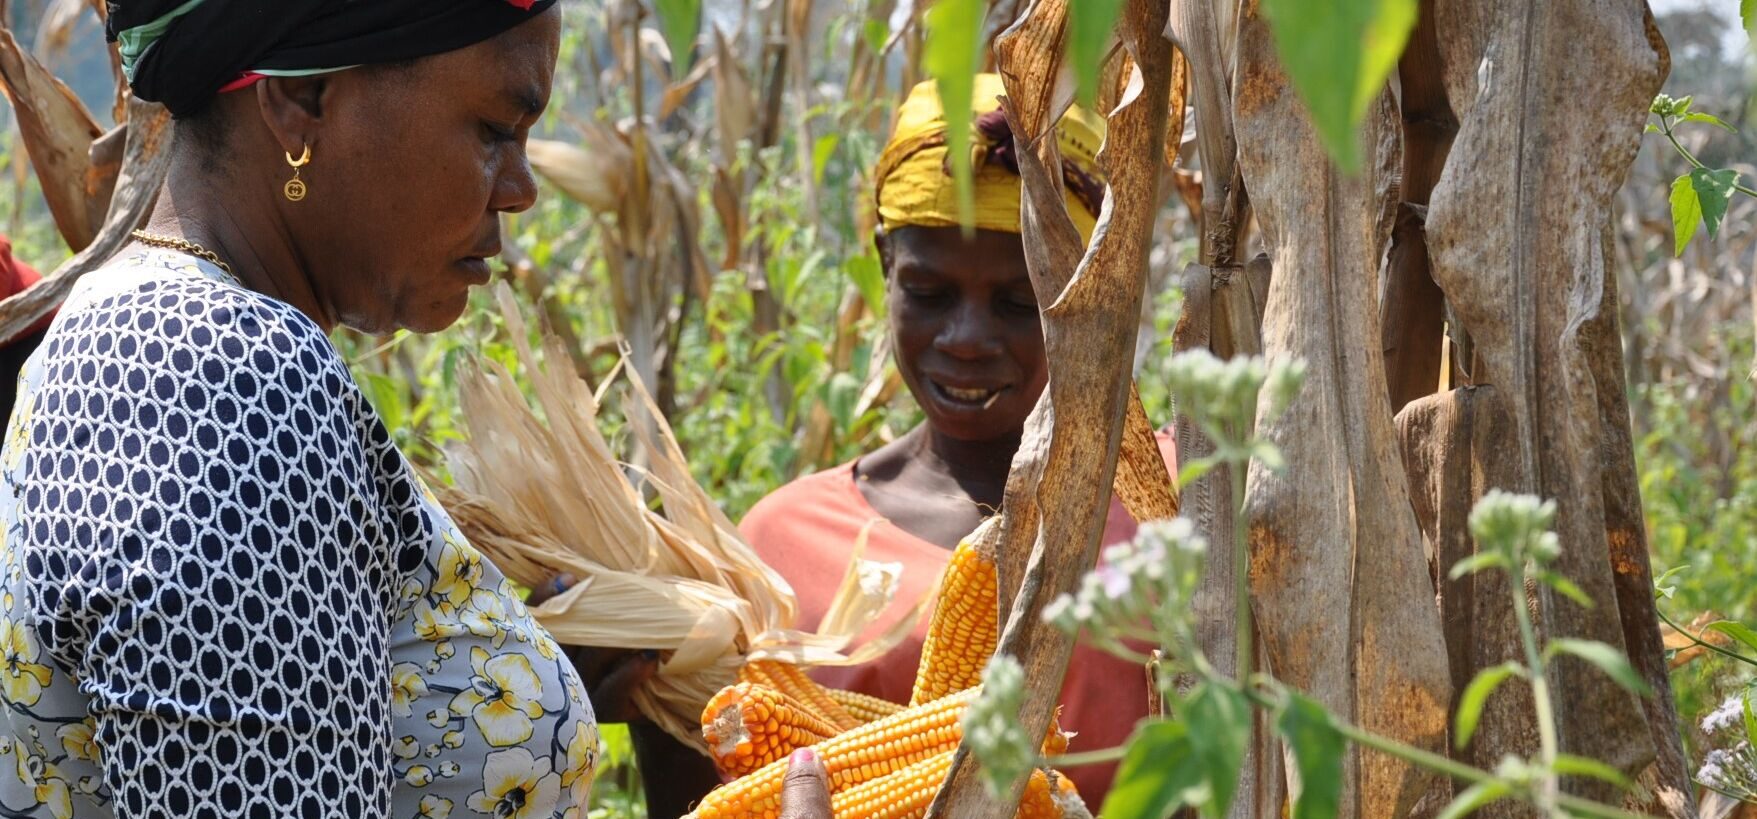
[933,300,1004,359]
[492,151,541,214]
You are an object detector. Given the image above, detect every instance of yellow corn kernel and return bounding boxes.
[825,687,906,724]
[701,682,842,779]
[910,532,1000,705]
[739,659,861,731]
[685,688,981,819]
[832,753,1083,819]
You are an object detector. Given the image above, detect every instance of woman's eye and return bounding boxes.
[482,122,519,144]
[903,286,949,302]
[1002,296,1039,315]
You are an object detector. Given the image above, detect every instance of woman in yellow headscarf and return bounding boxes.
[738,74,1177,802]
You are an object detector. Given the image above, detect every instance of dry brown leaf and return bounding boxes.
[528,131,632,214]
[0,20,104,250]
[928,0,1175,812]
[442,283,917,748]
[0,97,170,342]
[710,28,755,167]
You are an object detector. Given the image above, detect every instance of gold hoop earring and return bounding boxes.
[284,144,311,202]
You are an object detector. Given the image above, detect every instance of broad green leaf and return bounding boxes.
[653,0,701,77]
[1670,173,1702,256]
[1645,123,1661,134]
[922,0,985,227]
[1101,720,1206,819]
[812,134,840,184]
[1435,781,1513,819]
[1682,112,1738,132]
[1744,0,1755,36]
[1653,565,1686,600]
[846,254,888,319]
[1184,683,1250,818]
[1277,692,1343,819]
[1068,0,1125,107]
[1705,620,1757,655]
[862,19,890,53]
[1691,168,1739,240]
[1743,689,1757,743]
[1676,95,1695,115]
[1259,0,1418,172]
[1536,569,1594,608]
[1546,638,1652,696]
[1177,454,1224,488]
[1454,662,1524,749]
[1552,754,1633,789]
[1447,551,1507,580]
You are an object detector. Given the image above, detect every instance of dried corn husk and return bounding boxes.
[442,283,924,749]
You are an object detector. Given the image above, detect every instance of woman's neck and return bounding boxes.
[145,152,338,332]
[905,424,1021,508]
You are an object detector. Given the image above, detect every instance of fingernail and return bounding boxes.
[789,747,817,766]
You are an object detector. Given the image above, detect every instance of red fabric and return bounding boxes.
[739,432,1178,804]
[0,236,51,341]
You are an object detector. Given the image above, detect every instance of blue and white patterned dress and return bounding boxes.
[0,248,597,818]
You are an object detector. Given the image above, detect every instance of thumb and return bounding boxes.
[777,747,832,819]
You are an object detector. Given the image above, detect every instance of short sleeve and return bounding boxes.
[7,279,397,818]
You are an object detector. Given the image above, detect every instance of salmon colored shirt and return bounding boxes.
[738,434,1177,802]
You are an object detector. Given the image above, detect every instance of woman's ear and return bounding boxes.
[254,75,333,159]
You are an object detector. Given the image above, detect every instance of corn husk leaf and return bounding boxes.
[0,18,105,250]
[442,282,917,749]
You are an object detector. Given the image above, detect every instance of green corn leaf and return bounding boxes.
[1184,683,1250,818]
[812,134,840,184]
[1277,692,1344,819]
[1435,781,1513,819]
[1101,720,1206,819]
[1546,638,1652,697]
[922,0,986,228]
[847,253,888,319]
[1670,173,1702,256]
[1552,754,1633,789]
[653,0,701,77]
[1454,662,1525,749]
[1743,689,1757,743]
[1690,167,1740,241]
[1744,0,1756,36]
[1068,0,1125,107]
[1259,0,1418,172]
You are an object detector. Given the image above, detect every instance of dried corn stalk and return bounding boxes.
[0,13,108,251]
[442,283,923,748]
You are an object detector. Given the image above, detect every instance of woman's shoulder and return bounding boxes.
[737,461,863,544]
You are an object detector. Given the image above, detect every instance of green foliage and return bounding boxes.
[922,0,986,226]
[1068,0,1125,107]
[1277,692,1343,819]
[1543,639,1652,697]
[1183,683,1249,818]
[1258,0,1417,172]
[1649,93,1755,255]
[653,0,701,78]
[1454,662,1524,749]
[1102,720,1203,819]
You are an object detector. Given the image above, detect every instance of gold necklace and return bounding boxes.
[130,230,243,286]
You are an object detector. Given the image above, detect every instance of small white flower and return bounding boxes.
[1703,694,1745,736]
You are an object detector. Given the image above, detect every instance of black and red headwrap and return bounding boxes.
[108,0,560,118]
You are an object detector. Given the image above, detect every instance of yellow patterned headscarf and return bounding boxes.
[875,74,1107,243]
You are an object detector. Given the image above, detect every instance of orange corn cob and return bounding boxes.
[739,659,861,731]
[686,688,980,819]
[831,752,1084,819]
[910,532,1000,705]
[701,683,842,778]
[825,687,905,724]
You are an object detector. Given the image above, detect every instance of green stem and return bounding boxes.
[1655,606,1757,668]
[1236,683,1649,819]
[1507,561,1561,811]
[1044,745,1129,769]
[1660,117,1757,197]
[1231,453,1251,681]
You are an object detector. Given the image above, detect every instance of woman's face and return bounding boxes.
[882,225,1048,442]
[292,8,561,334]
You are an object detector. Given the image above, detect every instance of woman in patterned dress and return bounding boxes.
[0,2,831,817]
